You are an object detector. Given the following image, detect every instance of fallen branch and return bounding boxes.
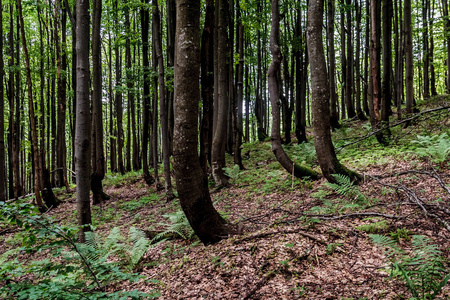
[303,212,402,220]
[368,175,450,231]
[336,106,450,152]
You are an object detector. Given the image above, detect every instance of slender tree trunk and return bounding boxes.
[355,0,367,120]
[166,0,176,155]
[153,0,173,199]
[200,0,215,173]
[0,0,5,202]
[405,0,414,113]
[307,0,361,183]
[381,0,392,135]
[108,31,117,173]
[328,0,341,128]
[75,0,92,242]
[114,0,124,175]
[18,0,45,209]
[173,0,232,245]
[141,0,154,185]
[234,2,244,169]
[422,0,430,99]
[91,0,109,205]
[429,0,437,96]
[346,0,356,118]
[443,0,450,93]
[211,0,230,188]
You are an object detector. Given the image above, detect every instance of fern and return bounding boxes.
[370,234,450,299]
[324,174,364,201]
[412,133,450,163]
[152,210,195,242]
[223,164,241,181]
[67,227,151,270]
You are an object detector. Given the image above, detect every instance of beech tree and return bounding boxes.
[75,0,92,241]
[173,0,231,245]
[307,0,361,183]
[0,0,5,202]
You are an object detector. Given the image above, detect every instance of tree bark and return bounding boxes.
[234,2,244,170]
[173,0,232,245]
[0,0,5,202]
[405,0,414,114]
[75,0,92,242]
[91,0,109,205]
[211,0,230,188]
[141,0,155,185]
[307,0,361,183]
[327,0,341,129]
[153,0,174,199]
[269,0,318,180]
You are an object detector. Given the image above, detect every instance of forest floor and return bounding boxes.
[1,96,450,299]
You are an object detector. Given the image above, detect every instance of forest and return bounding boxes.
[0,0,449,298]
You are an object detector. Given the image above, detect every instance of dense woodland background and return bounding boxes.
[0,0,450,298]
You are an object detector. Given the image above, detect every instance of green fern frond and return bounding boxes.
[324,174,362,200]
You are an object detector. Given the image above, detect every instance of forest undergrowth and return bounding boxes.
[1,96,450,299]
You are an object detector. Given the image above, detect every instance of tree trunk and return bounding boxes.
[355,0,367,120]
[211,0,230,188]
[443,0,450,93]
[173,0,232,245]
[422,0,430,99]
[269,0,318,180]
[200,0,215,173]
[91,0,109,205]
[346,0,356,119]
[327,0,341,128]
[381,0,392,135]
[405,0,414,114]
[18,0,45,209]
[114,0,124,175]
[75,0,92,242]
[0,0,5,202]
[153,0,174,199]
[234,2,244,170]
[141,0,155,185]
[307,0,361,183]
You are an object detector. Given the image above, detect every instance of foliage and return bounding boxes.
[0,201,159,299]
[324,174,365,202]
[286,142,317,166]
[370,234,450,299]
[356,220,389,233]
[223,164,242,181]
[152,210,195,242]
[411,133,450,164]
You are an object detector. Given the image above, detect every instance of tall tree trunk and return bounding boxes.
[141,0,154,185]
[56,0,69,189]
[200,0,215,173]
[255,1,267,141]
[153,0,173,199]
[75,0,92,241]
[91,0,109,205]
[151,36,160,188]
[166,0,176,155]
[355,0,367,120]
[234,1,244,169]
[422,0,430,99]
[270,0,318,179]
[429,0,437,96]
[0,0,5,202]
[114,0,124,175]
[346,0,356,118]
[405,0,414,114]
[443,0,450,93]
[211,0,230,188]
[328,0,341,128]
[295,9,308,143]
[381,0,392,135]
[18,0,45,209]
[173,0,232,245]
[307,0,361,183]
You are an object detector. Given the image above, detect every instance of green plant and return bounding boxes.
[411,133,450,164]
[0,201,159,299]
[152,210,195,242]
[389,228,413,242]
[325,174,365,202]
[370,234,450,299]
[223,164,241,181]
[357,220,389,233]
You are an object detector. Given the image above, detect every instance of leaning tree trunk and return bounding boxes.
[173,0,232,245]
[75,0,92,242]
[307,0,361,183]
[269,0,318,180]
